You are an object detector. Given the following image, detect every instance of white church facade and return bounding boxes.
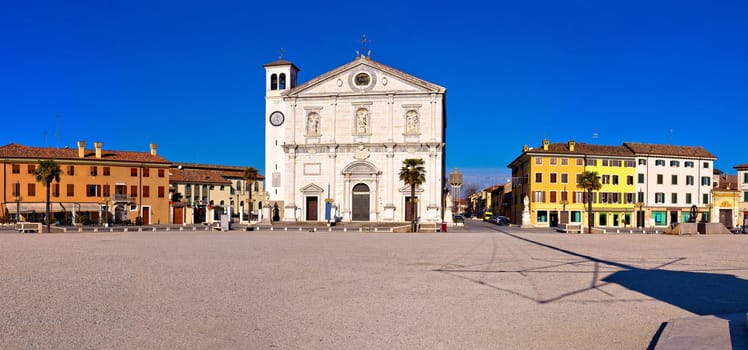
[264,54,447,223]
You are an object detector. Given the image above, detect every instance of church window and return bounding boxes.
[279,73,286,89]
[270,74,278,90]
[354,72,371,86]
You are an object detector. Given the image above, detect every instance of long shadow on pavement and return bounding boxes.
[438,229,748,348]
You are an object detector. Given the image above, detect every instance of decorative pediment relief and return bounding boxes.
[398,185,424,194]
[342,161,381,175]
[283,58,446,98]
[300,183,324,194]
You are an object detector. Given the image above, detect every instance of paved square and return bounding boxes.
[2,226,748,349]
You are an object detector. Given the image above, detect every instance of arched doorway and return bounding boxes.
[352,183,370,221]
[114,205,127,224]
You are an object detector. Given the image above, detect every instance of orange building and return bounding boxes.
[1,141,170,226]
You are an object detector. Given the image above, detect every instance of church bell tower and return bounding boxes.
[263,55,299,215]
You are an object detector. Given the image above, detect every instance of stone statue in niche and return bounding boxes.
[406,110,418,133]
[307,113,320,136]
[356,108,369,134]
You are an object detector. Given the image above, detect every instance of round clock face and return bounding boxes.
[269,111,285,126]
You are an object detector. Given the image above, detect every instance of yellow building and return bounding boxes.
[711,173,740,229]
[170,163,266,224]
[508,139,636,228]
[1,141,170,226]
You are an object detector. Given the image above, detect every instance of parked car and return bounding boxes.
[452,213,465,222]
[495,216,510,225]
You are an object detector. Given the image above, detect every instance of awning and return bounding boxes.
[6,202,103,214]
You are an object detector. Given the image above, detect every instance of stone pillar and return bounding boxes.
[343,174,350,221]
[284,147,297,221]
[426,145,439,222]
[384,144,396,221]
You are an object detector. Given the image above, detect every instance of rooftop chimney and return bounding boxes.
[94,141,102,159]
[568,140,576,152]
[542,138,549,151]
[149,143,157,156]
[77,141,85,158]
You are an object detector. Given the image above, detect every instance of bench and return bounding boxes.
[16,222,42,233]
[557,223,582,234]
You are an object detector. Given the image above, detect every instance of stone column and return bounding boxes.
[388,94,395,142]
[342,174,350,221]
[284,147,297,221]
[430,93,436,142]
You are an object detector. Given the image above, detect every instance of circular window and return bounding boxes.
[354,72,371,86]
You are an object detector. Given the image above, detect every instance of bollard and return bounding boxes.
[270,227,274,231]
[344,228,347,232]
[94,228,98,233]
[166,227,170,232]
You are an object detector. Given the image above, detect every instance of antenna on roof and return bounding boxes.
[592,130,599,142]
[278,48,285,60]
[669,128,673,144]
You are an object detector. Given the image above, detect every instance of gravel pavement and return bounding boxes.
[2,222,748,349]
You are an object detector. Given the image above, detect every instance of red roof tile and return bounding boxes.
[0,143,170,164]
[623,142,716,159]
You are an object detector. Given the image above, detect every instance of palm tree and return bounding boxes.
[399,158,426,232]
[578,170,602,233]
[33,159,62,233]
[243,167,259,218]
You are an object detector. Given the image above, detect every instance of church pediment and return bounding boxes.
[283,58,446,98]
[300,183,325,194]
[342,161,381,175]
[398,185,424,194]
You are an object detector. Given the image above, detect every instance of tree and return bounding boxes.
[33,159,62,233]
[399,158,426,232]
[243,167,259,216]
[463,183,479,215]
[578,170,602,233]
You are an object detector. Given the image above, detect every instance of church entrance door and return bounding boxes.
[405,196,417,223]
[306,197,318,221]
[352,183,370,221]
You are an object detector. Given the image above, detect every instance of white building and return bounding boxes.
[264,54,447,223]
[626,142,716,226]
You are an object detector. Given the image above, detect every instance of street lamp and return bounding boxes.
[635,202,645,228]
[13,180,23,224]
[102,196,110,227]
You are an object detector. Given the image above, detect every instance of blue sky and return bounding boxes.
[2,0,746,191]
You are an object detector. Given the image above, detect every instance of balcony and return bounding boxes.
[113,194,130,202]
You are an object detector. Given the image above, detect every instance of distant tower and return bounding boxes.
[449,168,463,213]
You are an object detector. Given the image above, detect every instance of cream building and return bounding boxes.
[264,53,447,223]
